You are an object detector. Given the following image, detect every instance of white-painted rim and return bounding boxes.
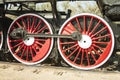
[0,31,3,49]
[58,13,114,70]
[7,13,54,65]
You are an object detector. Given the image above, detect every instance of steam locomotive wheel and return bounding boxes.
[7,13,53,65]
[58,13,114,70]
[0,31,3,49]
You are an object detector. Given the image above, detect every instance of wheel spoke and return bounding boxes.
[22,19,27,29]
[16,21,22,28]
[90,52,97,62]
[87,16,93,33]
[76,18,82,32]
[9,39,22,43]
[35,41,43,46]
[91,27,107,38]
[27,16,30,31]
[11,41,23,49]
[32,46,37,54]
[63,44,78,52]
[93,41,109,44]
[30,46,34,61]
[92,34,111,40]
[35,25,47,33]
[20,46,26,58]
[92,44,104,51]
[26,47,29,61]
[91,47,101,56]
[90,20,101,34]
[73,48,81,63]
[89,48,97,62]
[31,17,37,32]
[32,20,42,33]
[83,16,86,33]
[15,44,24,55]
[85,50,90,66]
[67,46,79,58]
[80,49,84,65]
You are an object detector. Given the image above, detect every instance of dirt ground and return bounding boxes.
[0,62,119,80]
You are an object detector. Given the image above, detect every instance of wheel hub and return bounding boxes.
[23,37,35,46]
[78,35,92,49]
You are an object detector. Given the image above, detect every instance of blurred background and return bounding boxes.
[36,1,102,16]
[6,1,102,19]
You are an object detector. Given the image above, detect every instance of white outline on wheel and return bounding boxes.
[7,13,54,65]
[58,13,114,70]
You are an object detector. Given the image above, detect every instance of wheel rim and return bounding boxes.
[0,31,3,49]
[58,13,114,70]
[7,13,53,65]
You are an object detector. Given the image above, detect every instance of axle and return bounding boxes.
[10,28,82,41]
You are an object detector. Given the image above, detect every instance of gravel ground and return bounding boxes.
[0,62,119,80]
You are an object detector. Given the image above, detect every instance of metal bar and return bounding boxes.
[10,28,81,40]
[25,32,81,40]
[26,33,72,38]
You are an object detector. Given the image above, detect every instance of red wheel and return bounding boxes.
[58,13,114,70]
[0,31,3,49]
[7,13,53,65]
